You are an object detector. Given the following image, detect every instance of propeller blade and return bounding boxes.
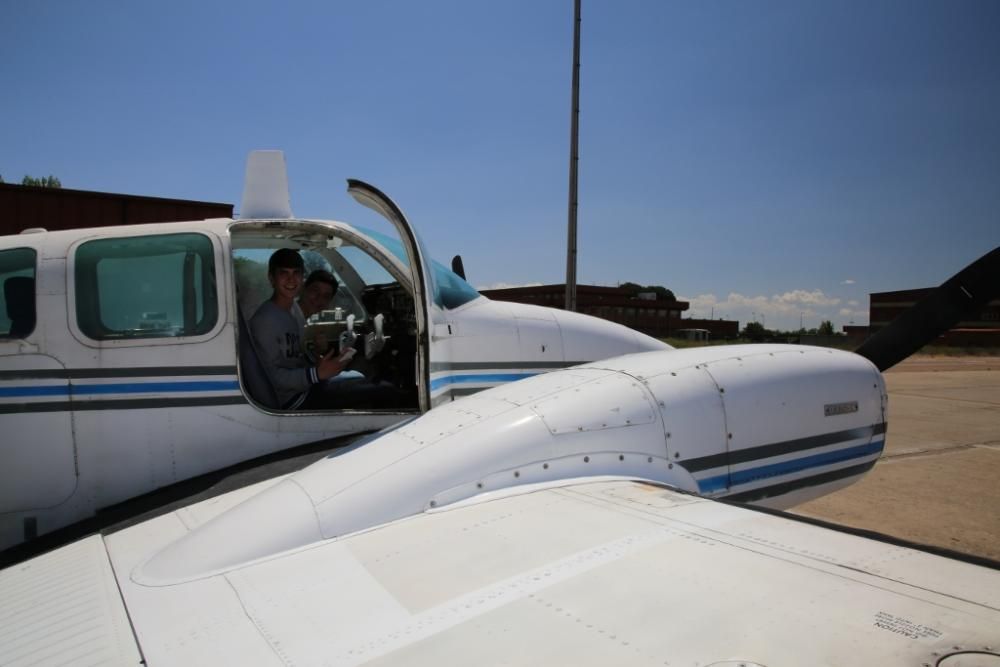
[855,246,1000,371]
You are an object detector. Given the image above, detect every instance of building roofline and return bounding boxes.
[0,182,232,209]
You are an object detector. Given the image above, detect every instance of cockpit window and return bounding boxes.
[360,227,481,310]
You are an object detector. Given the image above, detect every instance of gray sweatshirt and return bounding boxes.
[249,300,318,409]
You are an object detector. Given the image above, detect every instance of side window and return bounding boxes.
[0,248,37,339]
[75,233,218,340]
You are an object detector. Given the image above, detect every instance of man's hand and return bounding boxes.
[317,347,356,381]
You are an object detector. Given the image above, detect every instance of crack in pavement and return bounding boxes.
[878,441,1000,463]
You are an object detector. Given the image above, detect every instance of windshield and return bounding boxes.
[360,227,481,310]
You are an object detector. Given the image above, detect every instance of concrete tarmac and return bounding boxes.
[792,355,1000,561]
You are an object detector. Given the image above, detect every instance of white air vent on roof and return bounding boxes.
[240,150,293,219]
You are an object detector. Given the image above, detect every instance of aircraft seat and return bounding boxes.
[4,276,36,338]
[237,305,281,410]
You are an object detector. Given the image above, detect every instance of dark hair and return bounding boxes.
[304,269,338,294]
[268,248,304,275]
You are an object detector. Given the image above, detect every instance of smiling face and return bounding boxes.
[269,266,304,309]
[300,280,335,319]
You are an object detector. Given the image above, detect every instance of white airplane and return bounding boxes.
[0,151,670,552]
[2,159,998,662]
[2,295,1000,664]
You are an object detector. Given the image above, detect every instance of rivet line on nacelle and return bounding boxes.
[442,453,670,503]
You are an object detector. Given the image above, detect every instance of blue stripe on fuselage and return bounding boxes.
[430,373,539,392]
[0,380,240,398]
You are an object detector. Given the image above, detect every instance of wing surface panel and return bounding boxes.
[107,511,284,665]
[102,480,1000,665]
[0,535,141,666]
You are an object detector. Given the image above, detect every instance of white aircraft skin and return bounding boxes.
[3,347,998,666]
[4,154,996,665]
[131,343,887,585]
[0,151,667,551]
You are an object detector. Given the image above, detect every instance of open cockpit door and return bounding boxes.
[347,180,437,412]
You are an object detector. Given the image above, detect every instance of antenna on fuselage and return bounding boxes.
[452,255,467,280]
[240,150,293,219]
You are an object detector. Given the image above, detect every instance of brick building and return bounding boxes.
[482,283,725,339]
[868,288,1000,347]
[481,284,686,338]
[0,183,233,236]
[674,317,740,340]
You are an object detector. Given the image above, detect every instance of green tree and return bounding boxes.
[742,321,766,341]
[619,282,676,301]
[818,320,834,336]
[22,174,62,188]
[620,281,641,293]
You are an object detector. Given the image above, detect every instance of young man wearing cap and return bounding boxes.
[250,249,355,409]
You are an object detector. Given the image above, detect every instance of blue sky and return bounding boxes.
[3,1,998,331]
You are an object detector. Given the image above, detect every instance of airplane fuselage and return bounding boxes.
[0,214,667,551]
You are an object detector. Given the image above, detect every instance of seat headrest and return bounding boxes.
[4,276,35,323]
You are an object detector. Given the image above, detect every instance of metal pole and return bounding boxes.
[565,0,581,312]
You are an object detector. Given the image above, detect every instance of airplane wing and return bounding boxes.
[4,479,998,666]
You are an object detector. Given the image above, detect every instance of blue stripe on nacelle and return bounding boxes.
[698,440,885,494]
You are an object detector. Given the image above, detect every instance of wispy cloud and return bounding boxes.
[773,290,841,308]
[841,279,856,285]
[680,288,853,329]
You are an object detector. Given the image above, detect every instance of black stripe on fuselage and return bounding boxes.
[681,423,887,473]
[0,395,248,414]
[0,366,238,380]
[721,459,878,503]
[450,387,484,397]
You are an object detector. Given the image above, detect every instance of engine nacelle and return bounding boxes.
[135,345,886,584]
